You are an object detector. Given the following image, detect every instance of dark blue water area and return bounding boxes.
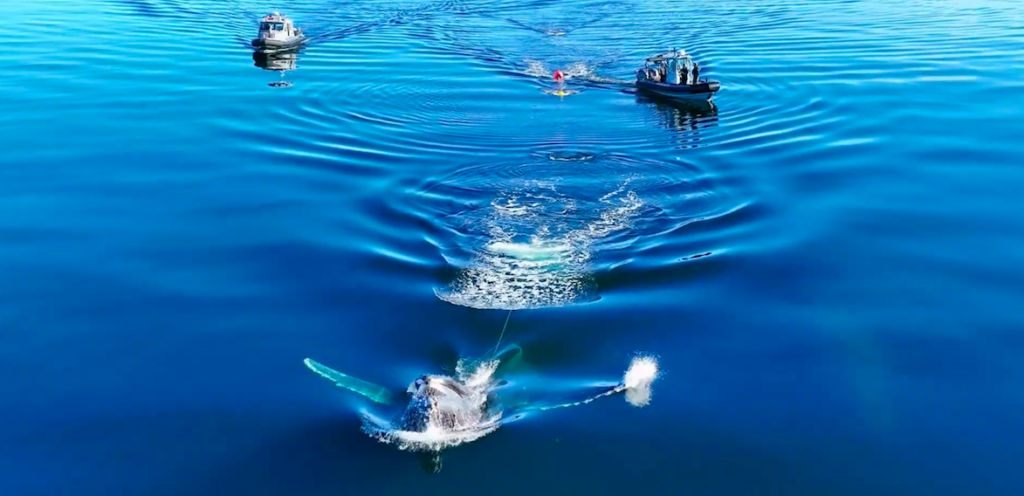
[3,0,1024,494]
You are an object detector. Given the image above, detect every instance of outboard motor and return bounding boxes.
[666,58,681,85]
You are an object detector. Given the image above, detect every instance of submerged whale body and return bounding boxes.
[485,239,572,262]
[304,346,659,473]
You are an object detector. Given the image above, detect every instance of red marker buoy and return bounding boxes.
[553,70,564,82]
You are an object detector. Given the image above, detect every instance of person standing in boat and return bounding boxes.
[691,62,700,84]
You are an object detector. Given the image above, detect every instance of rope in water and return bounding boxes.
[493,310,513,356]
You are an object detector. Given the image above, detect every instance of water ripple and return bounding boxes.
[43,0,1024,312]
[368,150,754,309]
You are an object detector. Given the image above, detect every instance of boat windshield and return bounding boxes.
[261,22,285,31]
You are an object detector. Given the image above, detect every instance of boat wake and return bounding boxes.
[523,59,634,89]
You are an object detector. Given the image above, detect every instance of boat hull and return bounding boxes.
[636,80,721,100]
[251,36,305,49]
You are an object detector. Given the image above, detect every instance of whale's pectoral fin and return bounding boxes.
[303,358,394,405]
[492,343,523,372]
[419,451,443,474]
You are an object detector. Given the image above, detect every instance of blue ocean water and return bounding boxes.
[2,0,1024,494]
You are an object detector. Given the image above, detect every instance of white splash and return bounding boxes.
[435,243,593,310]
[562,61,593,79]
[456,357,499,389]
[361,358,503,452]
[436,186,643,310]
[362,413,502,452]
[523,59,548,78]
[623,355,659,407]
[543,88,580,97]
[522,60,594,80]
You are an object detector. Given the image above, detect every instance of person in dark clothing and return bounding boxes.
[691,62,700,84]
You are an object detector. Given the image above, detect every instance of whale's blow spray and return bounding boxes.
[623,355,659,407]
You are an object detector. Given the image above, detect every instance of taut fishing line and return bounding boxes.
[493,310,513,356]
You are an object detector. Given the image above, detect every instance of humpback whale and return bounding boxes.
[304,345,658,473]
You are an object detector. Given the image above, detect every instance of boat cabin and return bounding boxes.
[256,12,301,44]
[638,49,702,85]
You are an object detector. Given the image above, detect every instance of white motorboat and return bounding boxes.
[251,12,305,49]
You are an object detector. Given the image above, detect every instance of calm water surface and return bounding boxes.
[3,0,1024,494]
